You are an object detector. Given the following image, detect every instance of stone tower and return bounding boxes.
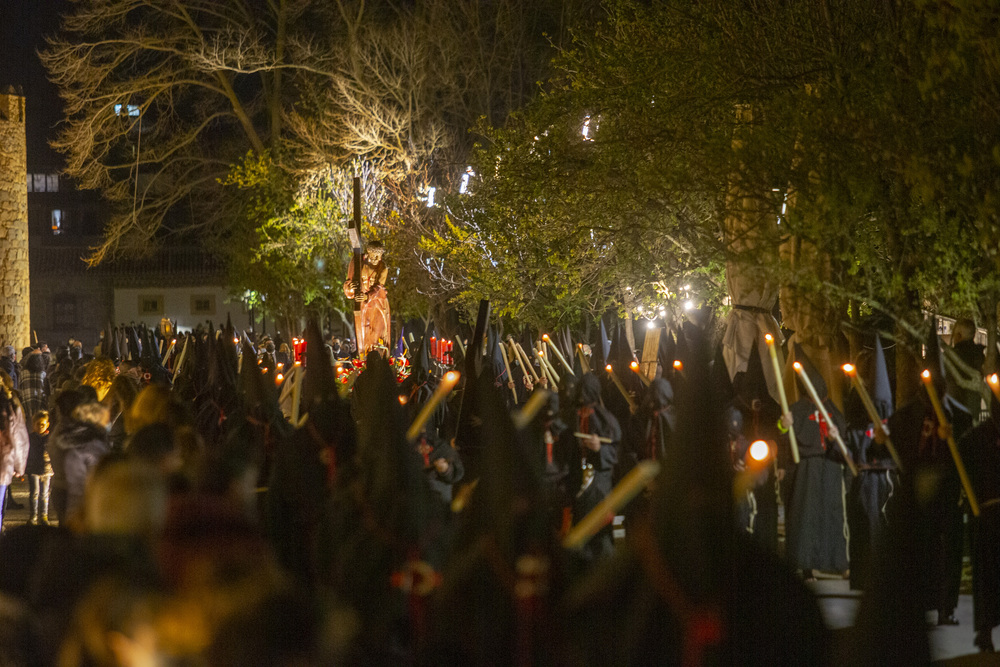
[0,92,30,352]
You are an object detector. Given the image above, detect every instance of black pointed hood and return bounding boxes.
[576,373,603,407]
[710,343,735,405]
[644,377,674,410]
[301,319,337,411]
[925,319,947,394]
[658,329,677,377]
[735,338,770,404]
[793,343,827,400]
[872,334,893,420]
[597,319,611,368]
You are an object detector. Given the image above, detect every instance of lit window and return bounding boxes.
[581,116,593,141]
[46,174,59,193]
[51,209,63,235]
[33,174,45,192]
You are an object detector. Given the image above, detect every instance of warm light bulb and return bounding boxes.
[749,440,770,462]
[647,321,656,330]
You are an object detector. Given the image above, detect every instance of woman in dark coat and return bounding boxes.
[48,390,110,526]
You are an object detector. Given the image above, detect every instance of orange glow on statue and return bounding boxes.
[344,240,391,354]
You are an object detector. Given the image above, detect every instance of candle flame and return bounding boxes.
[605,364,613,372]
[295,361,302,366]
[275,373,283,382]
[630,361,639,371]
[399,395,408,405]
[842,363,855,374]
[233,337,239,344]
[673,360,683,370]
[921,369,931,380]
[764,334,774,343]
[793,361,803,371]
[444,371,459,383]
[749,440,770,462]
[542,334,550,341]
[989,373,999,386]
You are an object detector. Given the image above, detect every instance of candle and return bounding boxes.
[987,373,1000,404]
[537,343,561,384]
[630,360,651,387]
[172,336,190,381]
[764,334,799,464]
[792,361,858,476]
[543,334,575,377]
[921,370,979,516]
[430,336,438,361]
[563,460,660,550]
[511,340,540,383]
[291,360,306,426]
[576,344,592,374]
[407,371,460,442]
[161,339,176,365]
[498,340,518,404]
[606,364,638,411]
[842,363,902,470]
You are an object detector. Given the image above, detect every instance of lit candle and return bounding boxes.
[407,371,460,442]
[543,334,575,377]
[630,360,651,387]
[921,370,979,516]
[172,336,190,381]
[161,339,176,365]
[498,341,517,404]
[764,334,798,464]
[792,361,857,476]
[842,363,902,470]
[510,340,540,383]
[987,373,1000,404]
[606,364,638,411]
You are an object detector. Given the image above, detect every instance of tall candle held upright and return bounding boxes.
[764,334,799,464]
[407,371,460,442]
[793,361,858,476]
[921,370,979,516]
[842,363,902,470]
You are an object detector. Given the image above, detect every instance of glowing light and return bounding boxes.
[425,186,436,208]
[542,334,550,341]
[445,371,459,383]
[684,300,694,311]
[749,440,770,462]
[842,363,855,374]
[764,334,774,342]
[459,166,474,194]
[921,369,931,379]
[630,361,640,371]
[399,395,408,405]
[233,337,239,344]
[647,321,656,330]
[275,373,284,383]
[989,373,999,386]
[793,362,803,371]
[673,360,683,370]
[295,361,302,367]
[605,364,613,372]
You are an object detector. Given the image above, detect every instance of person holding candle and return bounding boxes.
[843,336,899,590]
[560,373,621,561]
[887,323,973,626]
[958,370,1000,652]
[781,345,849,582]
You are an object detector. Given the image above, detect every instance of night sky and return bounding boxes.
[0,0,71,170]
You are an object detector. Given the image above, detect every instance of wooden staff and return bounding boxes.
[605,364,638,411]
[498,341,518,404]
[630,360,651,387]
[543,334,575,377]
[764,334,799,464]
[407,371,460,442]
[842,363,903,471]
[563,460,660,550]
[534,346,558,391]
[792,362,858,476]
[921,370,979,516]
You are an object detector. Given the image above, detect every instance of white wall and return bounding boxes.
[113,285,248,332]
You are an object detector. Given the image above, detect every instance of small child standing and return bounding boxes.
[27,410,52,524]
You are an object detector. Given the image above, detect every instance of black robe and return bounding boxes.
[888,396,972,616]
[784,396,849,573]
[959,417,1000,634]
[562,374,621,561]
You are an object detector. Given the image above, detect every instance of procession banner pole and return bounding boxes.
[605,364,638,411]
[922,370,979,516]
[793,362,858,476]
[842,363,903,471]
[764,334,799,464]
[350,176,365,351]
